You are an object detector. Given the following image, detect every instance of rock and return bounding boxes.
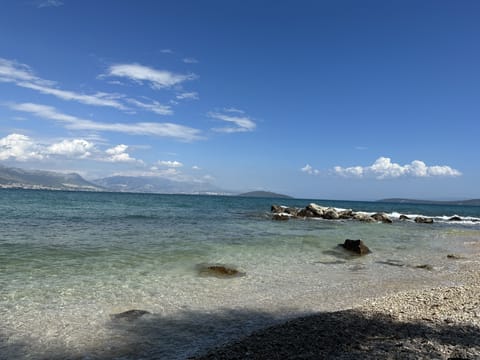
[271,205,285,214]
[340,239,371,255]
[399,215,411,221]
[447,254,464,260]
[371,213,393,223]
[338,209,354,219]
[111,309,151,320]
[415,216,434,224]
[376,259,406,267]
[273,214,290,221]
[297,208,316,217]
[449,216,462,221]
[306,203,327,217]
[284,207,299,216]
[353,213,375,223]
[322,208,340,220]
[197,264,246,278]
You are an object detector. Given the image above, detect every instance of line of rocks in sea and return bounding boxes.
[271,203,439,224]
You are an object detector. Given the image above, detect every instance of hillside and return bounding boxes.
[93,176,229,195]
[0,165,103,191]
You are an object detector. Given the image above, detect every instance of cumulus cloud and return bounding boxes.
[10,102,202,141]
[105,144,139,163]
[0,134,98,161]
[208,109,256,133]
[47,139,94,158]
[0,133,43,161]
[105,63,196,89]
[301,164,320,175]
[0,58,127,110]
[333,157,462,179]
[157,160,183,168]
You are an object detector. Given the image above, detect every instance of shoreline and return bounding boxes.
[193,260,480,359]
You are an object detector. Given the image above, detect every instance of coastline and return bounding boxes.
[194,260,480,359]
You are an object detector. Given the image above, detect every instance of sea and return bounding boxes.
[1,189,479,359]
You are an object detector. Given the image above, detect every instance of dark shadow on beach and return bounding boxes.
[2,306,479,359]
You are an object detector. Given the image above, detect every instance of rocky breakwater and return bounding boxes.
[271,203,394,224]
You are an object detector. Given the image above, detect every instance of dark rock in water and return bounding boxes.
[415,216,434,224]
[415,264,434,271]
[371,212,393,223]
[284,207,299,216]
[197,264,246,278]
[340,239,371,255]
[449,216,462,221]
[271,205,285,214]
[447,254,464,260]
[399,215,411,221]
[112,309,151,320]
[273,214,289,221]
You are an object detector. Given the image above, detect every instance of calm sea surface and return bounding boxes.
[1,189,479,359]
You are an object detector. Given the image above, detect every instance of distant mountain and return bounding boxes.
[93,176,229,195]
[0,164,103,191]
[378,198,480,206]
[238,191,293,199]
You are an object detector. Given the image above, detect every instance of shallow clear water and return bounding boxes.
[1,189,479,359]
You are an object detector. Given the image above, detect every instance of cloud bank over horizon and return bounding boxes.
[333,157,462,179]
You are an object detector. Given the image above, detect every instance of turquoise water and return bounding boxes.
[1,189,480,359]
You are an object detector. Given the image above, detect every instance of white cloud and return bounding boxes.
[301,164,320,175]
[10,102,202,141]
[334,157,462,179]
[182,57,198,64]
[160,49,173,54]
[127,98,173,115]
[176,92,199,100]
[157,160,183,168]
[47,139,94,158]
[192,165,201,170]
[0,133,43,161]
[0,58,127,110]
[105,63,196,89]
[208,110,257,133]
[105,144,139,163]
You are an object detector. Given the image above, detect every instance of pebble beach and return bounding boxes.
[195,260,480,359]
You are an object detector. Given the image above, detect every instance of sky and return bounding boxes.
[0,0,479,200]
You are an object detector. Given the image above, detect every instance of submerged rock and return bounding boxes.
[111,309,151,320]
[399,215,411,221]
[415,216,434,224]
[197,264,246,278]
[371,213,393,223]
[447,254,464,260]
[340,239,371,255]
[376,259,406,267]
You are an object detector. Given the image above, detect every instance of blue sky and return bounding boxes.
[0,0,479,200]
